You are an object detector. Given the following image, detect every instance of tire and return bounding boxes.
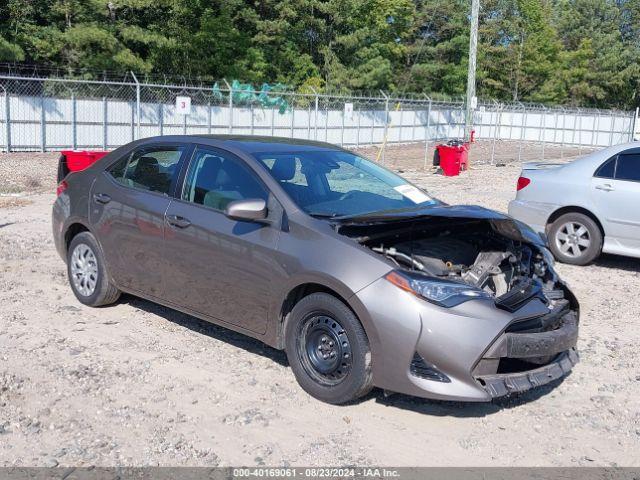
[548,212,602,266]
[284,293,373,404]
[67,231,121,306]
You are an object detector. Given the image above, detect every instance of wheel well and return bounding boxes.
[277,283,352,349]
[546,206,605,238]
[64,223,89,252]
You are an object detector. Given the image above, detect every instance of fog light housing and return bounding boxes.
[410,353,450,383]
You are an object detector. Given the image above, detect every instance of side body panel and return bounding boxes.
[162,197,283,335]
[89,172,171,297]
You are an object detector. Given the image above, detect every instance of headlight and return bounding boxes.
[385,270,493,308]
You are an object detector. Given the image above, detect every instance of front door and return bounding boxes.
[163,146,282,334]
[90,143,188,296]
[591,150,640,254]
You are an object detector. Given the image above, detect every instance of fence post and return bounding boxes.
[552,108,559,146]
[591,109,599,147]
[3,87,10,152]
[560,107,566,159]
[72,94,78,150]
[576,108,582,154]
[324,98,329,142]
[131,72,141,140]
[130,100,135,142]
[340,97,345,146]
[609,113,616,146]
[423,96,432,170]
[207,102,211,135]
[311,88,319,141]
[370,100,375,146]
[356,103,361,148]
[540,105,547,161]
[250,103,255,136]
[159,103,164,136]
[491,100,499,165]
[271,107,275,137]
[398,102,403,146]
[381,90,389,165]
[40,95,46,152]
[517,101,526,163]
[102,97,108,150]
[290,96,295,138]
[224,79,233,134]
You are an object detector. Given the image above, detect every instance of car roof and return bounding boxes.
[140,135,346,154]
[560,141,640,173]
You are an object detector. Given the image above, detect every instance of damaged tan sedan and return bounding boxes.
[53,136,579,404]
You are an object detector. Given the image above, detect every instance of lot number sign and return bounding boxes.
[176,96,192,115]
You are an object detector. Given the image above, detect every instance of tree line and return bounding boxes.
[1,0,638,109]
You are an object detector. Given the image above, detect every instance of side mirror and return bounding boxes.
[225,198,268,222]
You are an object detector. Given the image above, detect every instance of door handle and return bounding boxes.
[595,184,614,192]
[93,193,111,204]
[166,215,191,229]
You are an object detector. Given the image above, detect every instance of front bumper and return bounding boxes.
[478,349,578,398]
[355,278,579,402]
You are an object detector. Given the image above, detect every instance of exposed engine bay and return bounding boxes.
[337,213,559,302]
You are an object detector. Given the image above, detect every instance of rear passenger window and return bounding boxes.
[108,146,184,195]
[615,153,640,182]
[594,157,616,179]
[182,148,267,211]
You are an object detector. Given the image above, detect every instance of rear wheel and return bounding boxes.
[67,232,120,306]
[285,293,373,404]
[548,212,602,265]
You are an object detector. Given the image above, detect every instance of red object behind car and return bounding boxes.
[57,150,109,183]
[435,142,470,176]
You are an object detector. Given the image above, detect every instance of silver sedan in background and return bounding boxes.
[509,142,640,265]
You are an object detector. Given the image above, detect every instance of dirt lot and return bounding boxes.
[0,141,638,467]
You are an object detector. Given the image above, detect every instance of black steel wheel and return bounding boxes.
[298,314,352,385]
[285,293,373,404]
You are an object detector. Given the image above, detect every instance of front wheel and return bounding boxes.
[548,212,602,265]
[285,293,373,404]
[67,231,121,306]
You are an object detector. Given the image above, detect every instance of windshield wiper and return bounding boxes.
[307,212,341,219]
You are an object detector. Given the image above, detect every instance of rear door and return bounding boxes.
[591,148,640,253]
[90,143,189,296]
[162,146,282,334]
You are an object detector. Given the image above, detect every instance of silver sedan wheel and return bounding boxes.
[70,244,98,297]
[555,222,591,258]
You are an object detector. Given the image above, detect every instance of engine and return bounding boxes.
[366,226,553,298]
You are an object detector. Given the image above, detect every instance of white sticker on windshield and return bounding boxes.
[394,184,432,204]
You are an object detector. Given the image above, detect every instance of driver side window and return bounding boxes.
[182,148,268,211]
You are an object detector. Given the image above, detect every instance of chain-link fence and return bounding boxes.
[0,73,636,164]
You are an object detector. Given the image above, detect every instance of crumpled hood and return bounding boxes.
[335,204,547,247]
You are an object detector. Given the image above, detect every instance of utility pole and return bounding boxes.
[465,0,480,140]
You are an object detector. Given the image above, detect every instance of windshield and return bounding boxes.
[254,150,437,217]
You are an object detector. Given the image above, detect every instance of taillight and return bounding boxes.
[516,176,531,191]
[56,180,68,196]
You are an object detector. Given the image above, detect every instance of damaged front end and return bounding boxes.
[337,204,580,398]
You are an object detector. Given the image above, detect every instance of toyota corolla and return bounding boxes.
[53,136,579,404]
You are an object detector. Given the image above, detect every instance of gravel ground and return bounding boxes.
[0,142,638,467]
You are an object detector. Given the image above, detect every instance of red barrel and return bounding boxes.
[61,150,109,173]
[436,144,466,176]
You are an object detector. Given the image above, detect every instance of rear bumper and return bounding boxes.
[508,199,559,234]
